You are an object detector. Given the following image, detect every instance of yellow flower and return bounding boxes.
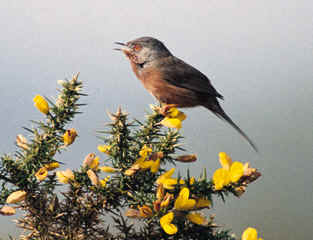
[195,198,211,209]
[99,176,110,188]
[99,166,118,173]
[160,108,186,129]
[174,187,196,211]
[156,184,164,200]
[56,169,74,184]
[87,169,99,186]
[33,95,49,115]
[140,158,160,173]
[230,161,244,183]
[139,145,152,158]
[213,168,231,190]
[6,190,27,204]
[213,152,245,190]
[219,152,232,170]
[63,128,78,146]
[35,167,48,181]
[160,212,177,235]
[156,168,175,185]
[163,178,179,190]
[156,168,179,190]
[138,205,153,218]
[0,206,16,216]
[44,162,60,171]
[124,146,160,175]
[160,193,174,209]
[83,153,100,170]
[186,212,207,225]
[242,227,263,240]
[97,145,111,155]
[124,165,140,176]
[189,176,195,185]
[179,179,185,184]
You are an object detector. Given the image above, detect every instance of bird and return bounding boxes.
[114,36,258,152]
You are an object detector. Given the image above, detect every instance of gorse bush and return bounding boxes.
[0,74,262,240]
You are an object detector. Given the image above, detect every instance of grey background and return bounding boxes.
[0,0,312,239]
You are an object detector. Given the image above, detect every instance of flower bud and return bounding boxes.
[6,190,27,204]
[234,186,246,197]
[35,167,48,181]
[16,134,29,150]
[0,206,16,215]
[138,205,153,218]
[63,128,78,146]
[33,95,49,115]
[175,154,197,163]
[87,169,99,186]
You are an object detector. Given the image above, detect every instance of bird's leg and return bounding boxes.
[160,104,179,116]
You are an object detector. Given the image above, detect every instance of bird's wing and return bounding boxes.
[158,56,223,99]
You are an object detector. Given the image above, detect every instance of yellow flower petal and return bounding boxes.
[99,166,118,173]
[174,187,196,210]
[156,184,164,200]
[219,152,232,170]
[156,168,175,185]
[83,153,96,167]
[176,111,186,121]
[97,145,111,155]
[124,164,141,176]
[186,212,207,225]
[35,167,48,181]
[241,227,258,240]
[150,158,160,173]
[6,190,27,204]
[139,160,153,169]
[213,168,231,190]
[160,193,173,209]
[230,161,244,183]
[189,177,196,185]
[44,162,60,171]
[89,156,99,170]
[63,128,78,146]
[160,117,182,129]
[167,108,180,118]
[56,169,74,184]
[139,145,152,158]
[163,178,178,190]
[33,95,49,114]
[160,212,178,235]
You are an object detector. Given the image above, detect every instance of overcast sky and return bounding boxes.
[0,1,312,239]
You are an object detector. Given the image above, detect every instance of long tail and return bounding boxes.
[205,101,258,152]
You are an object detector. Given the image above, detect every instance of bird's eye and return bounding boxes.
[133,44,142,52]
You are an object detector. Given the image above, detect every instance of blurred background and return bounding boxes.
[0,0,312,239]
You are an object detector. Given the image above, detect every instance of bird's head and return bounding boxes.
[114,37,172,65]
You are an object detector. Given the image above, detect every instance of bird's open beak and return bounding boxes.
[113,42,131,52]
